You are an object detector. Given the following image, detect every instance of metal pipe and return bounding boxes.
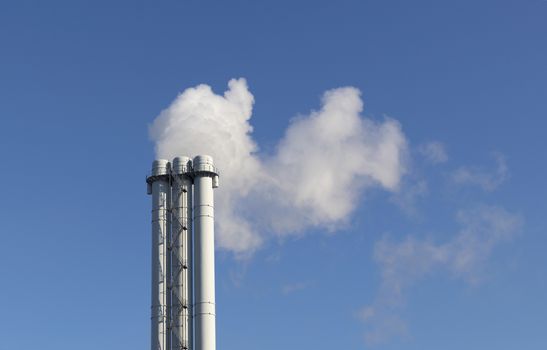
[193,155,219,350]
[148,159,170,350]
[166,175,172,350]
[170,157,193,350]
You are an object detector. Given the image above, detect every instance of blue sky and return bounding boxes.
[0,0,546,349]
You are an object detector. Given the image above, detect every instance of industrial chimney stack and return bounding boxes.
[147,155,219,350]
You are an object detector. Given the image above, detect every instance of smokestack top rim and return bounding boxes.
[193,154,219,176]
[151,159,170,176]
[172,156,192,175]
[193,154,214,164]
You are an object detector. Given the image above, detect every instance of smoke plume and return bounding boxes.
[150,78,408,256]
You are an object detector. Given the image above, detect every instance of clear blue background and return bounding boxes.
[0,0,545,349]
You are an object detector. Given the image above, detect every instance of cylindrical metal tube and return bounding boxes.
[170,157,193,350]
[166,178,172,350]
[149,159,170,350]
[193,155,218,350]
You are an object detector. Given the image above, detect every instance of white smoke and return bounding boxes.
[150,78,408,256]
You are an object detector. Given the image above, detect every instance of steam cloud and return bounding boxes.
[150,78,408,255]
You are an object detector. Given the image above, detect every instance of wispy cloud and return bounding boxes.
[361,205,522,345]
[452,153,508,191]
[390,179,428,218]
[281,282,309,295]
[228,263,249,288]
[419,141,448,164]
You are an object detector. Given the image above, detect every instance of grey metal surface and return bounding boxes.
[170,156,193,350]
[193,155,218,350]
[148,159,170,350]
[148,155,219,350]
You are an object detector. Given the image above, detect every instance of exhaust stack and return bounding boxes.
[192,155,219,350]
[148,160,170,350]
[147,155,219,350]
